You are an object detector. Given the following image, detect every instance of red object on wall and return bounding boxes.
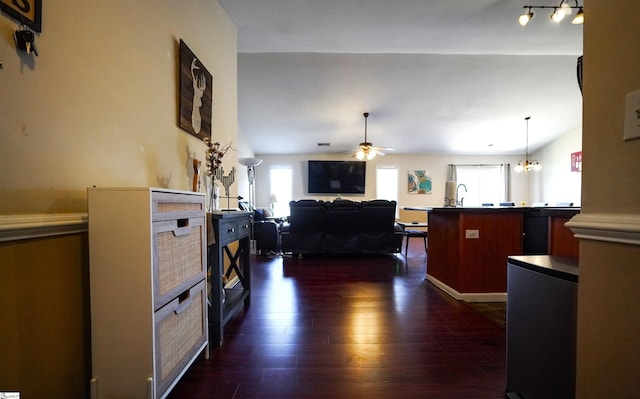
[571,151,582,172]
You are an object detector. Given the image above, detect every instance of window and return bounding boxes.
[454,164,507,207]
[376,167,398,202]
[269,166,293,217]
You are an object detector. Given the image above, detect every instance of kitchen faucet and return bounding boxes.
[456,183,467,207]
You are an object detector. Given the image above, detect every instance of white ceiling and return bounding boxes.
[219,0,584,156]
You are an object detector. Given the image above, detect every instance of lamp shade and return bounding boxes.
[238,157,263,167]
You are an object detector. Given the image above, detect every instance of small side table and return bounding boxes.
[207,211,252,346]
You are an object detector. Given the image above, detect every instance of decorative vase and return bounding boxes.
[214,184,220,211]
[207,178,220,212]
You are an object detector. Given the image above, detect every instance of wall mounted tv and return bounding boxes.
[307,160,366,194]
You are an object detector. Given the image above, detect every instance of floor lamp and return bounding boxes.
[238,157,263,210]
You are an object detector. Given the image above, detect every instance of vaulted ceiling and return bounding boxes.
[219,0,583,156]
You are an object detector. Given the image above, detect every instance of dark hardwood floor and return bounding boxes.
[169,242,506,399]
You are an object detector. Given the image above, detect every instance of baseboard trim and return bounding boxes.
[425,274,507,302]
[566,212,640,246]
[0,213,88,242]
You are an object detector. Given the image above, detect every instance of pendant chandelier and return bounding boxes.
[514,116,542,173]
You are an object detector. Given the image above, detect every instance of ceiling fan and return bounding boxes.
[354,112,393,160]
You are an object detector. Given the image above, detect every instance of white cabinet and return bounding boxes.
[88,187,208,399]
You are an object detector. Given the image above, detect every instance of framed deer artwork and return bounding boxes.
[179,39,213,141]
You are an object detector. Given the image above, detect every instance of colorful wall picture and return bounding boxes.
[571,151,582,172]
[408,170,432,194]
[179,39,213,141]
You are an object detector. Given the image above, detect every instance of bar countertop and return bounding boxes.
[424,206,580,218]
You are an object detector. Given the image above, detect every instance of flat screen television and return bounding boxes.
[307,160,366,194]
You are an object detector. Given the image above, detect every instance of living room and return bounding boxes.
[1,1,639,398]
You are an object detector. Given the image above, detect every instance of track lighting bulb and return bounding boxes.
[560,1,573,15]
[572,8,584,24]
[519,10,534,26]
[551,8,565,22]
[519,2,583,26]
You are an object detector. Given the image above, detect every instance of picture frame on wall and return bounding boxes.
[408,170,432,194]
[179,39,213,141]
[0,0,42,32]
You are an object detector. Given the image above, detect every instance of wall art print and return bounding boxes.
[408,170,432,194]
[179,39,213,141]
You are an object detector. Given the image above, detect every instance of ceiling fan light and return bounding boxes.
[356,150,365,160]
[367,150,376,160]
[572,8,584,24]
[519,11,533,26]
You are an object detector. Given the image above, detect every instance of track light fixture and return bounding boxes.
[519,0,584,26]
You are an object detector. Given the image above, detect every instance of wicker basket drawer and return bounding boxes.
[152,191,204,222]
[154,279,207,397]
[153,217,206,309]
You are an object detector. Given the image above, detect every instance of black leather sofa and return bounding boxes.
[280,199,403,256]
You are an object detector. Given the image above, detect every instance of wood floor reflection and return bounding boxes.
[169,244,506,399]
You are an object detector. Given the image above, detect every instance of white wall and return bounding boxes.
[0,1,238,214]
[534,125,583,206]
[252,126,582,210]
[251,149,577,210]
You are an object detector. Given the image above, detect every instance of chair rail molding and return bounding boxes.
[566,213,640,246]
[0,213,88,242]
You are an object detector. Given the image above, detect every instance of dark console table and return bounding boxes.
[207,211,252,346]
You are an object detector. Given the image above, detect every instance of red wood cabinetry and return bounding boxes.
[426,207,579,299]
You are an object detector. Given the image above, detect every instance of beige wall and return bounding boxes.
[0,1,238,214]
[0,233,89,398]
[0,1,238,396]
[577,0,640,397]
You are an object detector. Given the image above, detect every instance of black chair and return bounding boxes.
[401,227,428,255]
[239,201,280,254]
[253,220,279,253]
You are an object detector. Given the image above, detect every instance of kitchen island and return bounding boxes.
[425,206,579,301]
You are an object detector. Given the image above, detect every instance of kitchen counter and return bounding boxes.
[424,207,579,301]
